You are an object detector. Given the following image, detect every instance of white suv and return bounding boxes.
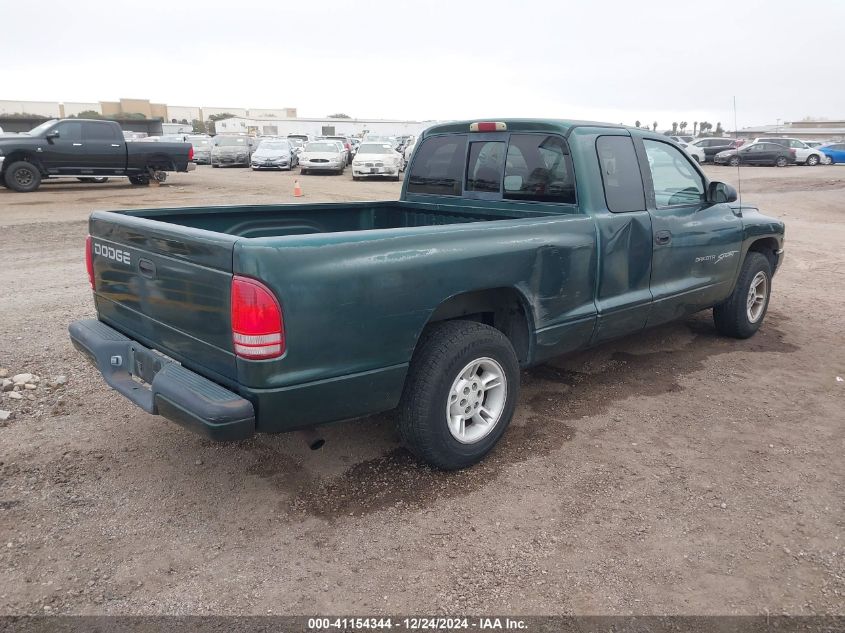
[753,138,823,166]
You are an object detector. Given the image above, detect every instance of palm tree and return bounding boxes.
[680,121,687,133]
[693,121,698,136]
[653,121,658,131]
[672,122,678,134]
[635,120,641,129]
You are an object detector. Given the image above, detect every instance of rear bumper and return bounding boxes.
[68,319,255,441]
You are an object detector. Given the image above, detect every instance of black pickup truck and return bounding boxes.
[0,119,195,192]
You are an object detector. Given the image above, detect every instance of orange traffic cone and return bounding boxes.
[293,179,303,197]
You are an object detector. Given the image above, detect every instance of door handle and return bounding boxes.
[655,230,672,246]
[72,143,83,147]
[111,144,121,147]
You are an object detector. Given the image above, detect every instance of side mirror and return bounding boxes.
[707,181,738,204]
[45,130,60,141]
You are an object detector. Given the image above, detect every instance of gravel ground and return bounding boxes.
[0,164,843,615]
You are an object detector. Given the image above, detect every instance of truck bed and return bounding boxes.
[124,201,552,238]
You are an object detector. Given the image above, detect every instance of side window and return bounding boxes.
[466,141,505,192]
[407,135,467,196]
[595,136,645,213]
[83,122,118,142]
[53,121,82,142]
[504,134,575,204]
[643,139,704,207]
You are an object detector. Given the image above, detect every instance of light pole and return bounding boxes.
[776,118,781,134]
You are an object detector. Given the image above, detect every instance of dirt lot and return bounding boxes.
[0,164,843,616]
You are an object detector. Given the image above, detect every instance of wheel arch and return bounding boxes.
[146,152,176,171]
[1,151,46,175]
[416,287,535,366]
[747,237,780,273]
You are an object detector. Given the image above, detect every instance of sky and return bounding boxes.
[2,0,843,129]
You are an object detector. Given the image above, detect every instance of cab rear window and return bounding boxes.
[407,135,467,196]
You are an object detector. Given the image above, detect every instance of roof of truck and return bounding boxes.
[423,119,626,137]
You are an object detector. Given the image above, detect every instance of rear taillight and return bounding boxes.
[85,235,95,290]
[231,276,284,360]
[188,146,194,161]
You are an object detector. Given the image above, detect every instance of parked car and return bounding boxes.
[678,141,705,163]
[287,134,313,146]
[69,118,784,470]
[186,135,212,164]
[299,140,346,175]
[211,135,252,168]
[319,136,353,164]
[403,137,417,163]
[714,141,795,167]
[251,139,298,171]
[0,119,194,192]
[689,137,740,162]
[818,142,845,165]
[753,138,823,166]
[669,135,694,144]
[352,142,404,180]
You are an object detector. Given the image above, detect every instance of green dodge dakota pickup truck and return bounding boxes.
[69,119,785,469]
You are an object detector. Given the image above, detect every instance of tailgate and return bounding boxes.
[89,211,238,382]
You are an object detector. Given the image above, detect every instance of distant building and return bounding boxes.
[735,120,845,141]
[214,116,433,138]
[0,99,297,124]
[0,100,61,117]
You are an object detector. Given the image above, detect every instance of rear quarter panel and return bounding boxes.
[126,142,192,172]
[233,215,598,390]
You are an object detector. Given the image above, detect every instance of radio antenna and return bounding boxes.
[733,95,742,206]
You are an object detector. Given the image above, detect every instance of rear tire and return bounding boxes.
[713,252,772,339]
[128,175,150,186]
[399,320,519,470]
[3,161,42,192]
[775,156,788,167]
[729,156,740,167]
[77,177,109,183]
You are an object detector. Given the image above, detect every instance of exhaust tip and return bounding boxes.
[300,428,325,451]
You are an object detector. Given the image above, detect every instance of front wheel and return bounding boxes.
[805,154,819,166]
[775,156,789,167]
[729,156,740,167]
[4,161,42,192]
[399,320,519,470]
[713,252,772,339]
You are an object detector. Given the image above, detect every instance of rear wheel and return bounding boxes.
[805,154,819,166]
[713,252,772,339]
[775,156,788,167]
[128,175,150,186]
[398,320,519,470]
[729,156,740,167]
[301,168,308,175]
[4,161,42,192]
[77,177,109,183]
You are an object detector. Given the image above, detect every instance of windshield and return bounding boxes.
[357,143,393,154]
[24,120,59,136]
[188,136,210,146]
[214,136,247,147]
[305,142,339,152]
[257,141,290,151]
[288,138,304,147]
